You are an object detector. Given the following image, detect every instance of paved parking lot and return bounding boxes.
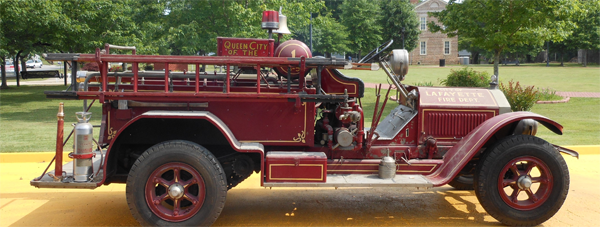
[1,153,598,226]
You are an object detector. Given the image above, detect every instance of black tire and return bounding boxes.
[448,174,474,190]
[126,140,227,226]
[474,135,569,226]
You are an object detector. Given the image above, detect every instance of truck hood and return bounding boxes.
[417,87,511,114]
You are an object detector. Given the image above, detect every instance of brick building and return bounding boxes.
[409,0,459,65]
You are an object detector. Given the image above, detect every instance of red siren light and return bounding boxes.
[261,11,279,29]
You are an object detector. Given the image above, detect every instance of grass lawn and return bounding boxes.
[0,85,102,152]
[531,97,600,146]
[341,63,600,92]
[1,84,598,152]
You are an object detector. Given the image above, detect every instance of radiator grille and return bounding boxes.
[426,112,489,137]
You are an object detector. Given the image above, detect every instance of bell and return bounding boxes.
[273,8,291,34]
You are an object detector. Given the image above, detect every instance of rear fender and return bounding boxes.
[425,112,562,186]
[99,110,264,186]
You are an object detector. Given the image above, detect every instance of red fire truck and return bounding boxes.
[32,10,578,226]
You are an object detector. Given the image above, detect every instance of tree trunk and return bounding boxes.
[1,57,7,89]
[560,52,564,66]
[583,50,587,67]
[20,55,28,84]
[14,52,21,87]
[493,50,500,78]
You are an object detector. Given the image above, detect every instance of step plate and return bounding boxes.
[264,174,433,188]
[30,151,105,189]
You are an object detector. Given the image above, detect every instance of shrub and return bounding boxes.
[536,87,563,101]
[500,80,538,111]
[144,64,154,70]
[441,67,491,87]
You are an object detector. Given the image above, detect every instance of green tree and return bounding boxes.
[0,51,8,89]
[458,37,490,64]
[0,0,66,86]
[323,0,344,20]
[161,0,324,55]
[294,13,349,56]
[57,0,142,53]
[556,0,600,66]
[547,41,575,66]
[0,0,144,87]
[311,14,350,56]
[339,0,383,59]
[430,0,578,79]
[380,0,420,52]
[129,0,169,55]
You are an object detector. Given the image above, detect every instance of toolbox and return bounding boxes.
[265,152,327,183]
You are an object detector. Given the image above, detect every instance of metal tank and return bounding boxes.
[379,156,396,179]
[73,112,94,182]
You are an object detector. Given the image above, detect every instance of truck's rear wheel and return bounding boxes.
[474,135,569,226]
[126,140,227,226]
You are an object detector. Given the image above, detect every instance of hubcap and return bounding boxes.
[497,156,553,210]
[145,162,206,222]
[168,183,184,199]
[517,175,533,189]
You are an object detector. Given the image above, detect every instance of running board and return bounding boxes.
[30,150,105,189]
[264,174,433,188]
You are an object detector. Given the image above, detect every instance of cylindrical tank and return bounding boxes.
[73,112,94,182]
[379,156,396,179]
[273,40,312,79]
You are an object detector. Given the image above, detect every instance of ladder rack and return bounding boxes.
[44,49,351,103]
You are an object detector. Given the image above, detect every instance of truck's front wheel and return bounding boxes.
[474,135,569,226]
[126,140,227,226]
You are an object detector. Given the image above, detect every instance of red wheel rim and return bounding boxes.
[497,156,553,210]
[145,162,206,222]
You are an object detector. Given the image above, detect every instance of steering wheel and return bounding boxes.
[358,40,394,63]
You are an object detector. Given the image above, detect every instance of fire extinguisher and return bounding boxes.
[71,112,94,182]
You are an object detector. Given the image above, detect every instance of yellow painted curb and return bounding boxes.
[0,146,597,163]
[563,145,600,155]
[0,152,72,163]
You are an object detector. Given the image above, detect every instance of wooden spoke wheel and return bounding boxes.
[144,162,206,222]
[497,156,553,210]
[474,135,569,226]
[126,141,227,226]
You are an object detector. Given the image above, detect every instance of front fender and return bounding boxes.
[425,112,562,186]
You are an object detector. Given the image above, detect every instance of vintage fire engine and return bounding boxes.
[32,10,578,226]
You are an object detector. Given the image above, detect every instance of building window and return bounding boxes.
[420,41,427,55]
[444,41,450,55]
[420,17,426,30]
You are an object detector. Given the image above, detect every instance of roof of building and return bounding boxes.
[415,0,448,11]
[458,50,471,56]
